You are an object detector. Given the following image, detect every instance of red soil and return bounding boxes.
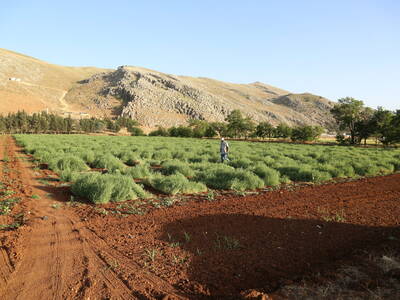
[0,135,399,299]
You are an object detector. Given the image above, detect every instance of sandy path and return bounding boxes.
[0,136,181,299]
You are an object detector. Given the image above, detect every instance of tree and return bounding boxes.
[368,108,400,145]
[255,121,274,139]
[331,97,365,144]
[149,126,169,136]
[354,107,374,145]
[274,123,292,139]
[210,122,227,137]
[225,110,255,138]
[291,125,324,142]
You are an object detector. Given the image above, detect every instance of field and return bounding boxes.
[0,135,399,299]
[14,135,400,203]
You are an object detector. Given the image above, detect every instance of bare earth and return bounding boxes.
[0,135,399,299]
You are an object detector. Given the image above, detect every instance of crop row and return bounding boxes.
[14,135,400,204]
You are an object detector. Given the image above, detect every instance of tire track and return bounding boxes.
[0,136,183,299]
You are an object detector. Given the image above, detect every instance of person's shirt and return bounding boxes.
[220,141,229,153]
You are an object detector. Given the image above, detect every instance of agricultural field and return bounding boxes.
[0,134,399,299]
[14,134,400,204]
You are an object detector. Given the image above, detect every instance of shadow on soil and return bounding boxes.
[160,214,399,298]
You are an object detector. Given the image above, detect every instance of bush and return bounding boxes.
[93,154,126,172]
[33,150,56,163]
[129,127,145,136]
[79,150,96,164]
[118,151,141,166]
[125,165,153,179]
[59,170,81,182]
[277,165,332,183]
[152,149,172,161]
[196,166,264,191]
[50,155,89,172]
[71,173,148,204]
[149,127,169,136]
[150,174,207,195]
[229,157,252,169]
[161,160,195,177]
[252,163,280,186]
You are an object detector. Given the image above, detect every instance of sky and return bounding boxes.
[1,0,399,110]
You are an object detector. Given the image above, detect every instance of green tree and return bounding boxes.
[255,121,274,139]
[330,97,365,144]
[225,110,255,138]
[291,125,324,142]
[274,123,292,138]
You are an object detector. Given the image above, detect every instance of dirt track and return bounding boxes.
[0,135,399,299]
[0,136,181,299]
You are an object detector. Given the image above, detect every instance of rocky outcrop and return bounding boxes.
[71,66,336,128]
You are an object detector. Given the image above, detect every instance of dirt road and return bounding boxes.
[0,136,181,299]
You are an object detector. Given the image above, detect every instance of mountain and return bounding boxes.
[0,49,336,129]
[0,48,108,114]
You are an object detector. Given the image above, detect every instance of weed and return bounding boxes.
[31,194,40,199]
[1,190,15,197]
[206,190,215,201]
[95,207,109,215]
[144,248,158,262]
[0,197,21,215]
[172,254,187,265]
[183,231,191,243]
[214,234,242,250]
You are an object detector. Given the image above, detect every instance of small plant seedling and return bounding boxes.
[144,248,158,262]
[172,254,187,265]
[51,203,61,209]
[183,231,191,243]
[206,190,215,201]
[95,208,109,215]
[31,194,40,199]
[214,234,242,250]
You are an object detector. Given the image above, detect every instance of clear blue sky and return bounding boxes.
[1,0,399,110]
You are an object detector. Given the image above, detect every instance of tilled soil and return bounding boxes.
[0,135,399,299]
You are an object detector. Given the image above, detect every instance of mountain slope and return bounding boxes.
[0,48,108,113]
[0,49,336,129]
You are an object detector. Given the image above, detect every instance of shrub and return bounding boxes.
[50,155,89,172]
[252,163,280,186]
[352,162,381,176]
[71,173,148,204]
[93,154,126,172]
[152,149,172,161]
[196,166,264,191]
[229,157,252,169]
[33,150,56,163]
[129,127,145,136]
[119,151,141,166]
[125,165,153,179]
[150,174,207,195]
[59,170,81,182]
[79,150,96,164]
[161,160,195,177]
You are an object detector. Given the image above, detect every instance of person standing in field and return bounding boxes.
[220,137,230,162]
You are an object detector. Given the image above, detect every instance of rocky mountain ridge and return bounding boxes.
[1,48,336,129]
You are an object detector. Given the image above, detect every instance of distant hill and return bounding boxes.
[0,48,336,129]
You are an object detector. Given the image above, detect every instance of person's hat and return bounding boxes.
[221,137,224,141]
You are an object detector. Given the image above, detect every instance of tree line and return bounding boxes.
[0,111,141,134]
[149,109,324,142]
[331,97,400,145]
[3,100,399,146]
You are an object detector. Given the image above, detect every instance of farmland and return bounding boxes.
[0,134,399,299]
[14,134,400,203]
